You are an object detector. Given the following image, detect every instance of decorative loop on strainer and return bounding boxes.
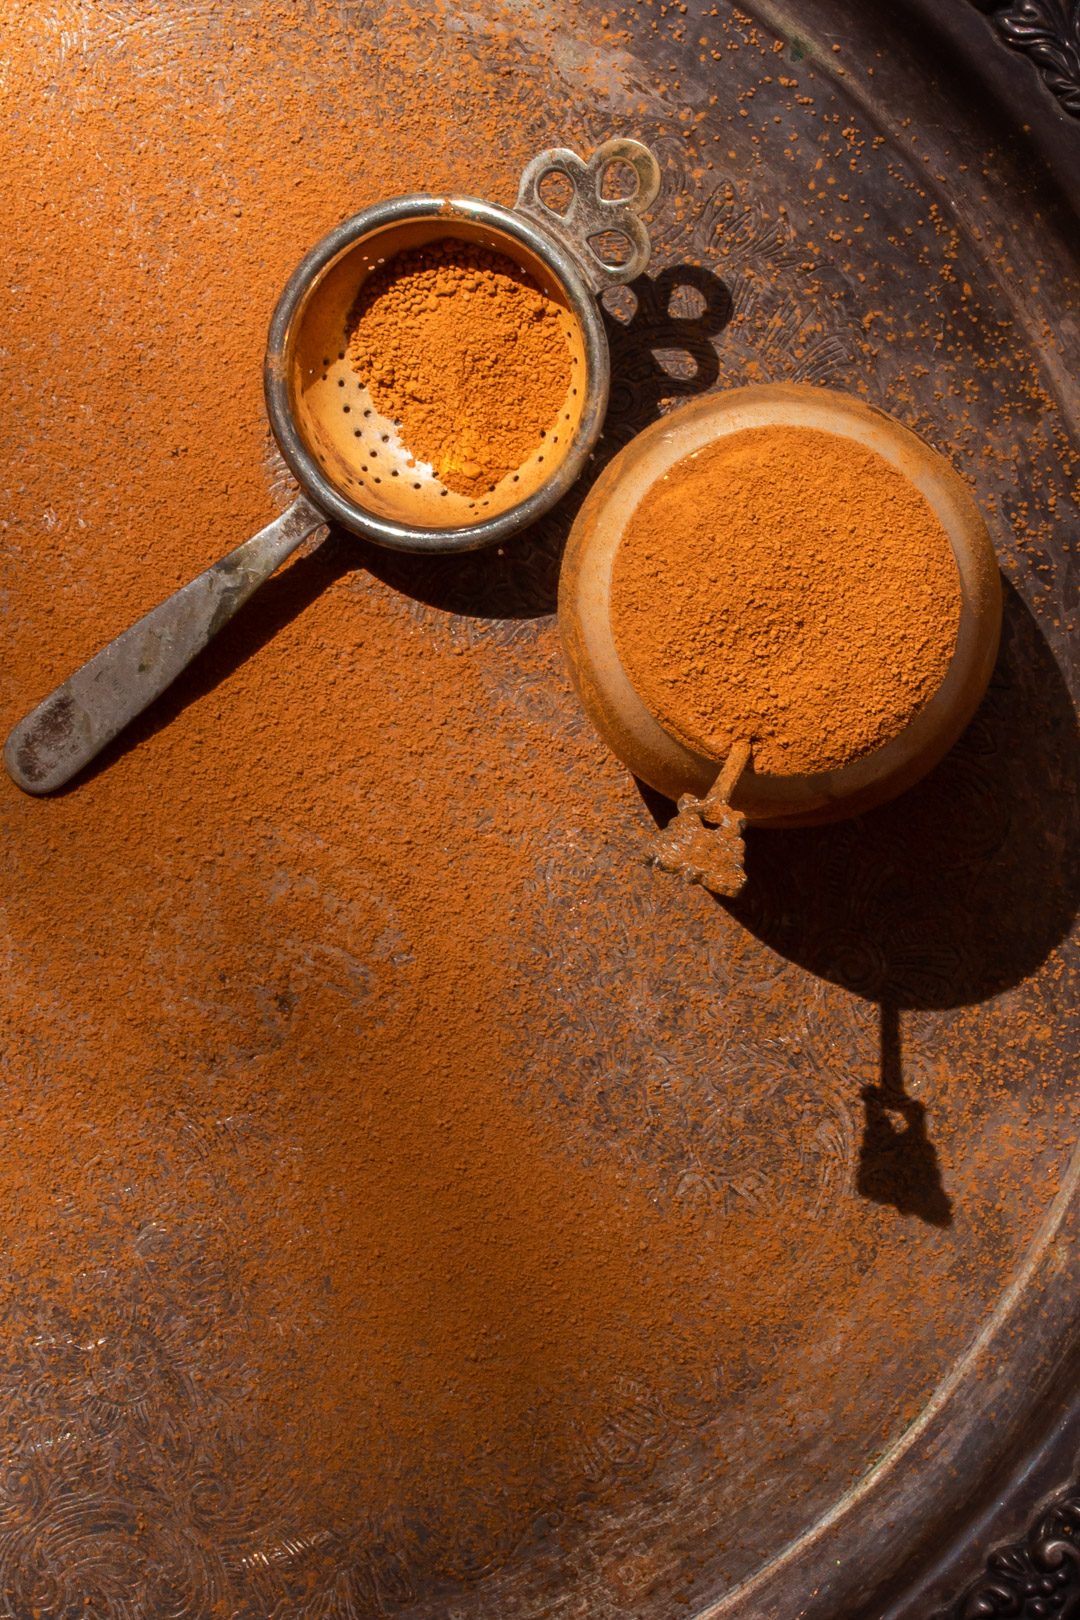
[516,138,661,290]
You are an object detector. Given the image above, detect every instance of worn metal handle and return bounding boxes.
[515,137,662,290]
[4,495,325,794]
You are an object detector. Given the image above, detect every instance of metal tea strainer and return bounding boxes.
[5,137,661,795]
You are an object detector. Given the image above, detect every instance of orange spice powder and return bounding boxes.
[610,425,963,775]
[347,241,573,498]
[0,0,1073,1613]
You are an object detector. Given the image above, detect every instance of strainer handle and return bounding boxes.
[515,138,661,291]
[4,495,325,795]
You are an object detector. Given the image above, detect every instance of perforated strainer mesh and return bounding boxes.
[289,218,588,530]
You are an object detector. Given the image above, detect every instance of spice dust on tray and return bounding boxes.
[0,0,1076,1614]
[347,240,574,498]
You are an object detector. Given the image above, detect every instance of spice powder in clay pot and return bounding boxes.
[609,424,964,776]
[347,239,574,499]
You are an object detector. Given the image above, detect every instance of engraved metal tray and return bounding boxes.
[1,2,1077,1618]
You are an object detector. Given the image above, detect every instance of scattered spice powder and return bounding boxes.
[610,425,963,775]
[0,0,1074,1615]
[347,241,573,497]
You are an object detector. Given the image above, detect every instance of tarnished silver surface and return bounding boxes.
[0,1,1077,1617]
[970,0,1080,117]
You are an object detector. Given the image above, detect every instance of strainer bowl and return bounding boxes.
[266,140,661,554]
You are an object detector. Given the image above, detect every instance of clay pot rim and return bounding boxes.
[557,382,1003,826]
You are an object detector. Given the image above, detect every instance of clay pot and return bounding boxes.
[558,383,1002,827]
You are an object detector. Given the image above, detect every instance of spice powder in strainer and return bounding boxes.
[346,240,574,499]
